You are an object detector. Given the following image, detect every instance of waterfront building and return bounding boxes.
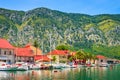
[96,55,107,65]
[15,47,34,63]
[15,44,42,63]
[0,39,15,64]
[15,43,48,63]
[47,50,69,63]
[24,44,49,62]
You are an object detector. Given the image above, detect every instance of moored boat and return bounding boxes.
[15,62,29,71]
[0,62,18,71]
[51,63,63,69]
[99,63,108,67]
[29,64,40,70]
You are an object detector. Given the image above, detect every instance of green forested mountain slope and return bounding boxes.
[0,7,120,58]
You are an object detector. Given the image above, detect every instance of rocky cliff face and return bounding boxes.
[0,7,120,53]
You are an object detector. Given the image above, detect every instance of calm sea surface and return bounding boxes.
[0,64,120,80]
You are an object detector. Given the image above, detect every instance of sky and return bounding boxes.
[0,0,120,15]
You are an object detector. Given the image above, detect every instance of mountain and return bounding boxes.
[0,7,120,58]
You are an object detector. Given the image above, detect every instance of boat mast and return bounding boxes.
[42,41,43,62]
[49,33,52,65]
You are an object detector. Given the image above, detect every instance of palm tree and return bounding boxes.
[52,56,57,63]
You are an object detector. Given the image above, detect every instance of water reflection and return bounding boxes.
[0,65,120,80]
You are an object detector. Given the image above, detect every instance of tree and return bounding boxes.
[75,49,89,64]
[56,44,75,51]
[56,44,69,50]
[75,50,86,60]
[68,56,74,62]
[91,54,97,64]
[33,39,39,55]
[52,56,57,63]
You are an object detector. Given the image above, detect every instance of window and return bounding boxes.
[4,60,6,62]
[18,60,21,62]
[4,51,6,55]
[101,60,103,62]
[9,51,12,55]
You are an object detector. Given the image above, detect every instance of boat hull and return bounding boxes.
[0,67,18,71]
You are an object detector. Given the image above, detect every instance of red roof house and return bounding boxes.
[0,38,14,49]
[96,55,107,65]
[15,47,34,57]
[47,50,69,63]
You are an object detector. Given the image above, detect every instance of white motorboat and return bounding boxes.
[99,63,108,67]
[29,64,40,70]
[15,62,29,71]
[59,63,71,68]
[52,63,62,69]
[0,62,18,71]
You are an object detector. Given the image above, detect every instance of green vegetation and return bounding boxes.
[67,49,96,63]
[0,8,120,59]
[33,39,39,55]
[56,44,75,51]
[52,56,57,62]
[91,45,120,59]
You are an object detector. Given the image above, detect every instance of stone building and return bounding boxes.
[0,39,15,64]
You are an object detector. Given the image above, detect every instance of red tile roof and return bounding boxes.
[0,39,14,49]
[96,55,106,59]
[34,55,50,62]
[15,47,34,57]
[47,50,69,55]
